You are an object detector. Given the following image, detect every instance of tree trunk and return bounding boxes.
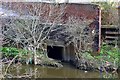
[117,6,120,48]
[33,47,37,65]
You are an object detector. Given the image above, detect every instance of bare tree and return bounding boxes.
[1,2,67,65]
[65,17,93,56]
[1,2,97,66]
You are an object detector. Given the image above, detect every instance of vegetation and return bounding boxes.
[0,46,63,78]
[92,1,118,25]
[78,43,120,72]
[96,43,120,66]
[1,2,68,65]
[0,47,29,57]
[0,46,62,66]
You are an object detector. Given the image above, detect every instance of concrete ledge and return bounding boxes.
[45,40,65,47]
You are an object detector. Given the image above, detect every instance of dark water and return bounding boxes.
[3,63,119,78]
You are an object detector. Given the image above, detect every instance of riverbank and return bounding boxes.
[73,59,118,73]
[1,55,119,73]
[1,55,120,78]
[1,55,63,68]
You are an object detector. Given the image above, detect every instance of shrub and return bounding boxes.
[0,47,29,58]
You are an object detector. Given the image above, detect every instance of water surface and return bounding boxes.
[3,63,119,78]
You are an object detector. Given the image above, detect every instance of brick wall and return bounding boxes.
[2,2,99,23]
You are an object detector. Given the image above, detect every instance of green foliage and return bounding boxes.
[94,1,116,10]
[0,47,18,57]
[92,1,118,25]
[80,43,120,68]
[0,47,29,57]
[95,43,120,67]
[82,51,95,61]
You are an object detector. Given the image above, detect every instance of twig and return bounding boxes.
[4,55,18,76]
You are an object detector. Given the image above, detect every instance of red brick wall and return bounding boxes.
[2,2,99,23]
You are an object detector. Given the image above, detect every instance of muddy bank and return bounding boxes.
[1,57,120,78]
[71,56,119,73]
[71,59,95,71]
[1,55,63,68]
[1,53,119,73]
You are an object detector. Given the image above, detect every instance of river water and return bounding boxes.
[3,63,119,78]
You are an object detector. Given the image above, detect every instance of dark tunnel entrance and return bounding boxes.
[47,46,63,60]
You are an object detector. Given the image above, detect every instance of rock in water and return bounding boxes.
[84,71,88,73]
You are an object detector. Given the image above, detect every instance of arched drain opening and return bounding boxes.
[47,46,63,60]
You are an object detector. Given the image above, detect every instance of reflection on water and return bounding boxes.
[3,63,119,78]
